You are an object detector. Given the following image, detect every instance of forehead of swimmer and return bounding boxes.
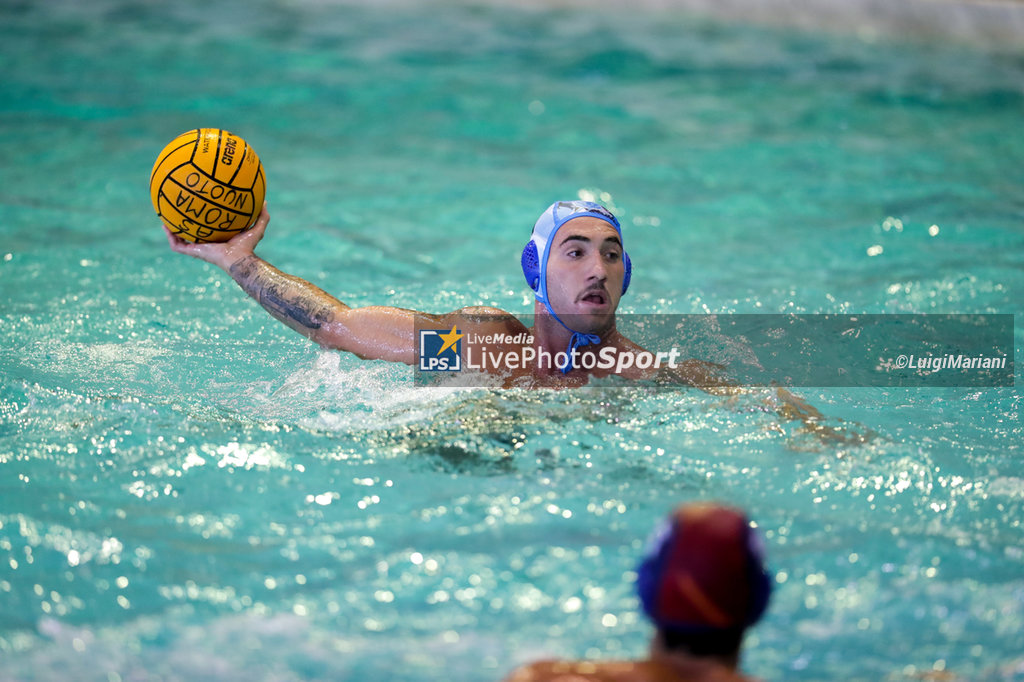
[549,217,624,258]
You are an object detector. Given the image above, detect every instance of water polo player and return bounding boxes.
[504,502,773,682]
[163,200,711,385]
[163,199,847,435]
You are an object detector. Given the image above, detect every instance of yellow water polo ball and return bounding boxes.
[150,128,266,243]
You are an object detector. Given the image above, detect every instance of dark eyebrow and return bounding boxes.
[558,234,623,248]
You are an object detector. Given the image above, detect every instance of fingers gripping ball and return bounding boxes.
[150,129,266,243]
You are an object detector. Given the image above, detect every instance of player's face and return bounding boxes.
[544,217,625,333]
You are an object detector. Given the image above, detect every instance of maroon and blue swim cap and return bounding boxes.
[637,503,772,633]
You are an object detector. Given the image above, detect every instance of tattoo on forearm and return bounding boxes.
[229,256,338,331]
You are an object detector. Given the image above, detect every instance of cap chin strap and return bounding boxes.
[541,298,601,374]
[565,330,602,374]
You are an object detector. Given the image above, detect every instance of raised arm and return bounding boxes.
[164,205,480,364]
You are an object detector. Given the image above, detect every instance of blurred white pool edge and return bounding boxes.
[316,0,1024,52]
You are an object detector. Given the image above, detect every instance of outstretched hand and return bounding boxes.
[775,387,876,446]
[163,203,271,271]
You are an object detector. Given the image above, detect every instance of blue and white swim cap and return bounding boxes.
[520,200,632,373]
[521,200,631,301]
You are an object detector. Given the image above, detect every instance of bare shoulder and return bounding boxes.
[610,333,729,390]
[664,358,733,391]
[502,659,622,682]
[503,659,709,682]
[503,658,756,682]
[442,306,528,335]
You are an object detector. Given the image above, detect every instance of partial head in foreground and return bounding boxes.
[637,502,773,662]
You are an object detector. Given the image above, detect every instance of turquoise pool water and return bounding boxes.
[1,1,1022,679]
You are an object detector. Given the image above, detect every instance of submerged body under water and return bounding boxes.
[1,0,1022,680]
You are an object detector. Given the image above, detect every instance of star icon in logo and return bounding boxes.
[435,326,463,356]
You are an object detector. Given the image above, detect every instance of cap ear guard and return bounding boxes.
[621,251,632,296]
[522,241,541,291]
[636,517,675,624]
[743,524,772,625]
[521,241,632,295]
